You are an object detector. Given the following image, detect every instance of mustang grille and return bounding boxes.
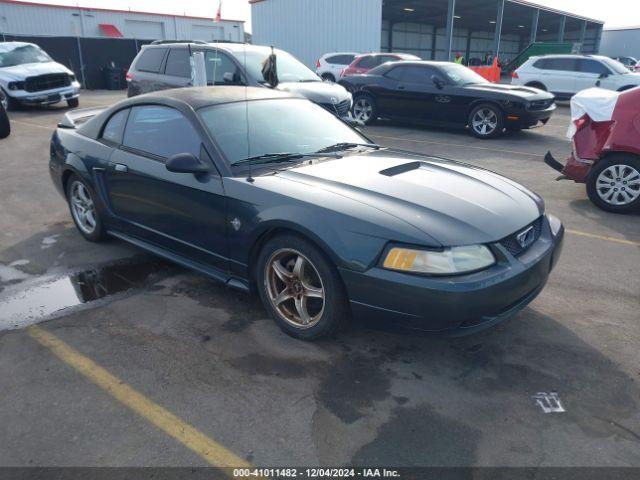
[499,216,543,256]
[319,99,351,117]
[25,74,70,93]
[528,99,553,111]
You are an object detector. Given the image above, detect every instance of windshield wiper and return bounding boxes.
[232,152,340,167]
[315,142,380,154]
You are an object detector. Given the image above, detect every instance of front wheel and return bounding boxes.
[0,103,9,139]
[468,104,504,139]
[67,97,79,108]
[321,73,336,83]
[257,235,349,340]
[351,95,377,125]
[587,155,640,213]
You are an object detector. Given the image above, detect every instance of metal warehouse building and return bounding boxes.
[251,0,604,68]
[600,27,640,58]
[0,0,244,42]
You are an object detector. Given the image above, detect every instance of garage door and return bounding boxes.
[125,20,165,40]
[192,25,225,42]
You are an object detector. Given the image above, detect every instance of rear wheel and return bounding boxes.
[0,103,9,139]
[257,235,349,340]
[321,73,336,83]
[587,155,640,213]
[468,103,504,139]
[352,94,377,125]
[66,174,107,241]
[67,97,79,108]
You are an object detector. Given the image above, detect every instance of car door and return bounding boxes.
[160,47,193,90]
[203,50,245,86]
[101,105,229,273]
[375,65,439,122]
[545,58,579,96]
[574,58,609,93]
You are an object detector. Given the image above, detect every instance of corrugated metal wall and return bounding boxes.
[600,29,640,57]
[251,0,382,67]
[0,1,244,42]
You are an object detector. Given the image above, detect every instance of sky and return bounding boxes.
[10,0,640,32]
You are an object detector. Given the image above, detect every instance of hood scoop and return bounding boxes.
[380,161,421,177]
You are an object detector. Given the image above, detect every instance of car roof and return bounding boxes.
[142,42,275,56]
[127,86,300,110]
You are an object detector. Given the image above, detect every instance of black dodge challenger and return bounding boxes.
[50,87,564,340]
[339,61,556,139]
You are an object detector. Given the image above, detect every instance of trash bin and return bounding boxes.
[103,62,123,90]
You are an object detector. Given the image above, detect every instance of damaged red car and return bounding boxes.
[545,87,640,213]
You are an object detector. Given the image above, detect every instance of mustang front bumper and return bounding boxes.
[340,214,564,335]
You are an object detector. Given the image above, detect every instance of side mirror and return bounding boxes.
[223,71,241,84]
[166,153,209,175]
[431,75,445,89]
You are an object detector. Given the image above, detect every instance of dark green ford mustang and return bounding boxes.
[49,87,564,340]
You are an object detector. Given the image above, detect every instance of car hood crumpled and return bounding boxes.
[277,150,544,246]
[0,61,72,82]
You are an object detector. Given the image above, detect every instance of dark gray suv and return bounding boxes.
[126,41,353,118]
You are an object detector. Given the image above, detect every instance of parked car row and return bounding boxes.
[315,51,421,82]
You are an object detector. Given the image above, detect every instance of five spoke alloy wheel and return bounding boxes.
[265,248,325,329]
[469,104,504,139]
[352,96,376,125]
[66,175,106,241]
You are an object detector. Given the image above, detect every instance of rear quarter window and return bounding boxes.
[134,48,167,73]
[101,109,129,145]
[357,56,378,69]
[164,48,191,78]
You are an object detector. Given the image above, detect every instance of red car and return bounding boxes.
[545,87,640,213]
[340,52,420,78]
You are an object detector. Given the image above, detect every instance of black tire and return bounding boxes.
[352,94,377,125]
[1,89,19,111]
[66,174,107,242]
[67,97,80,108]
[256,234,349,340]
[0,104,9,139]
[468,103,504,139]
[586,154,640,213]
[321,73,336,83]
[525,82,547,91]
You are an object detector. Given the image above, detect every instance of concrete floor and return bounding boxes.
[0,91,638,469]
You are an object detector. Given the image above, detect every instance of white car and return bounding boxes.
[512,54,640,99]
[0,42,80,110]
[315,52,359,83]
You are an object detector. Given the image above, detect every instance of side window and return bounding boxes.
[164,48,191,78]
[380,55,400,65]
[101,109,129,145]
[135,48,167,73]
[328,54,356,65]
[385,67,405,81]
[357,56,377,69]
[123,106,201,159]
[204,51,241,85]
[578,59,610,75]
[402,66,432,83]
[533,59,547,69]
[546,58,577,72]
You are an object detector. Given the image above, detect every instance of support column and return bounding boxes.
[594,24,603,53]
[465,30,472,64]
[558,15,566,42]
[445,0,456,61]
[530,9,539,44]
[493,0,505,59]
[579,20,587,52]
[431,25,437,59]
[388,21,394,52]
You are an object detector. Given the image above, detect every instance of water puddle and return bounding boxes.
[0,258,175,330]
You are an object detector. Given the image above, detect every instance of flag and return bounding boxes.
[214,0,222,22]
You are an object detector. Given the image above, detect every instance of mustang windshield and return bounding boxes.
[241,50,320,83]
[440,64,487,86]
[0,44,51,68]
[198,99,367,165]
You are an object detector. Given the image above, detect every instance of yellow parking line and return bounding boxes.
[28,325,251,470]
[566,229,640,247]
[370,133,540,157]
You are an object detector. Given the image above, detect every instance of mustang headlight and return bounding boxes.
[383,245,495,275]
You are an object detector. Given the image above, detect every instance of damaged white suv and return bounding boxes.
[0,42,80,110]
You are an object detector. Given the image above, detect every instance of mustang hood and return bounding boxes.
[276,81,352,106]
[278,150,543,246]
[0,61,72,82]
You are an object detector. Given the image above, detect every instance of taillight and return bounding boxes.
[125,72,133,82]
[316,59,321,68]
[511,71,519,79]
[574,115,589,131]
[340,68,346,78]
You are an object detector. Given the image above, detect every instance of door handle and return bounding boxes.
[397,85,406,90]
[113,163,128,173]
